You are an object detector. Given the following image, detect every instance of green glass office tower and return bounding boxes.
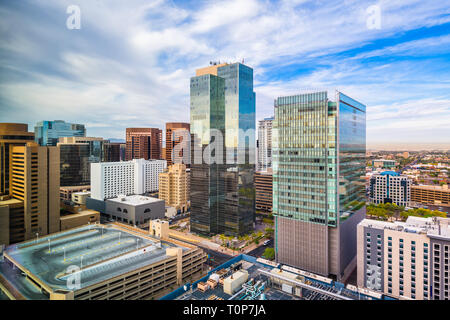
[190,62,255,236]
[273,91,366,281]
[190,72,226,235]
[218,63,256,236]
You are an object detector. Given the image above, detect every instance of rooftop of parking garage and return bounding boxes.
[1,223,189,296]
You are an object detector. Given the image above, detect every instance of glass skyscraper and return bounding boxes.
[35,120,86,146]
[273,91,366,281]
[58,137,113,187]
[190,71,226,235]
[190,62,256,236]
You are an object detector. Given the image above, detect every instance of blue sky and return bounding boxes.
[0,0,449,149]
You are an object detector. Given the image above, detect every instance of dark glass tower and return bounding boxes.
[219,63,256,236]
[190,72,226,235]
[59,144,91,187]
[190,62,256,236]
[273,91,366,281]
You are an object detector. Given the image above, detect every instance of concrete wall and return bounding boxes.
[361,225,384,291]
[276,216,329,276]
[90,163,103,200]
[339,207,365,280]
[60,211,100,231]
[429,236,450,300]
[86,197,106,213]
[105,199,165,225]
[0,205,9,246]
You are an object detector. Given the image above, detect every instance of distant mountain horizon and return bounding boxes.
[108,138,126,143]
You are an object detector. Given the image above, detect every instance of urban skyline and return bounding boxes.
[0,1,449,149]
[1,0,450,305]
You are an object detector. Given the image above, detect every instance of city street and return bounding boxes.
[246,239,273,259]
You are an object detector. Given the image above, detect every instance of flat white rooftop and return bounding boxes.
[360,216,450,239]
[73,191,91,196]
[107,194,163,206]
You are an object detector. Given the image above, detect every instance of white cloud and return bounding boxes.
[0,0,449,146]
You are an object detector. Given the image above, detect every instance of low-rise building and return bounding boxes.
[60,186,91,202]
[372,159,397,169]
[72,191,91,205]
[87,194,165,226]
[411,184,450,208]
[60,209,100,231]
[0,223,207,300]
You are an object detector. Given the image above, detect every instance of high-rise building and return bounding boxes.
[369,171,411,207]
[34,120,86,146]
[0,123,35,195]
[255,169,273,212]
[190,68,226,236]
[90,159,166,201]
[126,128,162,161]
[58,137,111,187]
[257,117,273,171]
[159,163,189,213]
[104,142,121,162]
[273,91,366,281]
[165,122,190,166]
[0,142,59,245]
[357,216,450,300]
[190,62,255,236]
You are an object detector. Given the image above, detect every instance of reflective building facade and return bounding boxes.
[34,120,86,146]
[218,63,256,236]
[190,62,255,236]
[190,72,226,235]
[58,137,112,187]
[273,91,366,281]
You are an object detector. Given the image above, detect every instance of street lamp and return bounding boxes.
[48,239,51,253]
[35,233,39,243]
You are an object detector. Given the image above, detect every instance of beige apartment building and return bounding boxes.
[159,163,189,213]
[0,123,35,195]
[411,184,450,207]
[10,143,60,242]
